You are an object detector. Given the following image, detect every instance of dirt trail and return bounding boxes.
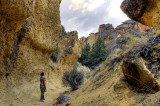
[1,76,68,106]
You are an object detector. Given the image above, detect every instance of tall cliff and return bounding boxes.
[0,0,81,103]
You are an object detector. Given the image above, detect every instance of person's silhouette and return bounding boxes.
[40,72,46,102]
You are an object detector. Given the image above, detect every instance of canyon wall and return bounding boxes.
[0,0,80,99]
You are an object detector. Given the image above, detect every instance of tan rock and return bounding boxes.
[139,23,152,32]
[79,24,118,47]
[121,0,160,30]
[53,31,81,76]
[122,57,160,92]
[87,33,97,47]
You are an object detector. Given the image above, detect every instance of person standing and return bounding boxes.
[40,72,46,102]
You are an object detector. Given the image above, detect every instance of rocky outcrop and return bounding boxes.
[116,20,153,36]
[79,24,118,48]
[121,34,160,92]
[120,0,160,91]
[120,0,148,21]
[86,33,97,47]
[121,0,160,30]
[122,57,160,92]
[80,20,154,51]
[99,24,118,44]
[80,33,99,47]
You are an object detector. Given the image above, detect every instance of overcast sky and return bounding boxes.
[60,0,129,38]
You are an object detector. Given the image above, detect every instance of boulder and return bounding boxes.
[122,57,160,92]
[121,0,160,30]
[56,96,71,104]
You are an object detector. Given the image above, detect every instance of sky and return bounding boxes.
[60,0,129,38]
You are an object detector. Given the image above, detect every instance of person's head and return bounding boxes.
[40,72,44,76]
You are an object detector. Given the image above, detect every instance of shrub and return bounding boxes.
[100,57,109,70]
[73,62,79,70]
[62,69,84,90]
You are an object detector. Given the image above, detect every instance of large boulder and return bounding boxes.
[121,0,160,30]
[122,57,160,92]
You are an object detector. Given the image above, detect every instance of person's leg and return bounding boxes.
[41,91,44,100]
[41,86,45,101]
[40,86,45,101]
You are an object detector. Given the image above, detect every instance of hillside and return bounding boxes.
[59,0,160,106]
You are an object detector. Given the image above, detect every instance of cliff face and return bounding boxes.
[0,0,81,101]
[51,31,81,76]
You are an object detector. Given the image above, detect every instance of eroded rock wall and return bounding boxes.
[0,0,81,99]
[51,31,81,76]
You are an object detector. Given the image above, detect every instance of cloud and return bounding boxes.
[60,0,129,38]
[69,0,106,12]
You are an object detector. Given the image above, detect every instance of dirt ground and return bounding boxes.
[1,63,160,106]
[0,75,68,106]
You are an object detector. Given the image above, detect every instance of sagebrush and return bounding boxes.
[62,69,84,90]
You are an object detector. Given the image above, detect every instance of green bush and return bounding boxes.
[73,62,79,70]
[62,69,84,90]
[101,57,109,70]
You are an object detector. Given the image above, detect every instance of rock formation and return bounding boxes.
[52,31,81,75]
[0,0,81,101]
[121,0,160,30]
[120,0,160,92]
[79,24,118,48]
[80,20,154,52]
[116,20,153,36]
[122,56,160,92]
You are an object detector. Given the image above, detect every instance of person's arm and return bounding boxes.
[43,78,46,89]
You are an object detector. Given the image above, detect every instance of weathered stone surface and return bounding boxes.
[52,31,81,75]
[116,20,153,36]
[121,34,160,92]
[56,96,71,104]
[139,23,152,32]
[120,0,148,21]
[79,24,118,47]
[122,57,160,92]
[121,0,160,30]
